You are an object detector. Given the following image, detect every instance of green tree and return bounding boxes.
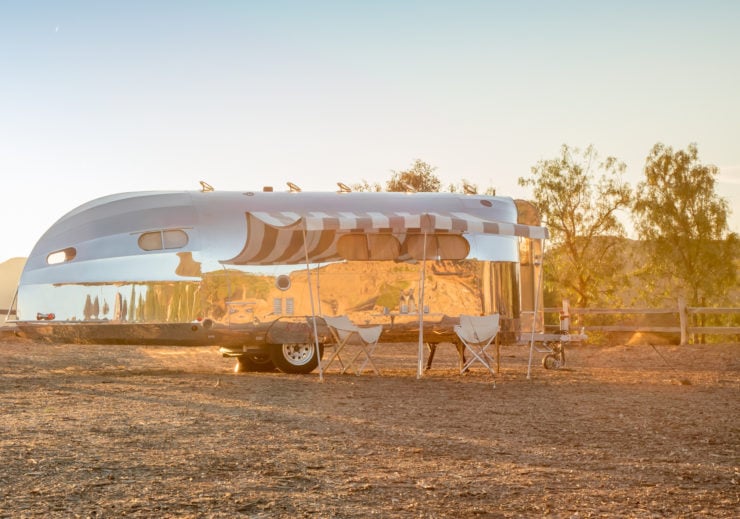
[351,179,382,192]
[354,160,497,195]
[83,294,93,320]
[446,179,491,194]
[633,143,739,306]
[386,159,441,192]
[519,144,632,307]
[136,293,144,321]
[128,285,136,321]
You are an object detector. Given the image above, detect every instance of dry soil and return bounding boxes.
[1,337,738,518]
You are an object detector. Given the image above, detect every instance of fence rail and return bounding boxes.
[544,298,740,344]
[5,303,739,344]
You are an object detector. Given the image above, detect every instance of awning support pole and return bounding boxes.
[417,232,427,379]
[527,242,545,380]
[302,226,323,382]
[316,263,322,316]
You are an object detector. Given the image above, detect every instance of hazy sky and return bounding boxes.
[1,1,739,262]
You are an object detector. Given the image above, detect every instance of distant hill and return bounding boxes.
[0,257,25,309]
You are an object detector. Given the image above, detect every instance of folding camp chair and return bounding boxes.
[322,316,383,375]
[454,314,500,381]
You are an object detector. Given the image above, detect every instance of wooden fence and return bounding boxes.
[5,301,739,345]
[545,298,740,345]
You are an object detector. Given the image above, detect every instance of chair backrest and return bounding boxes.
[323,315,359,344]
[457,314,500,344]
[323,315,356,332]
[323,315,382,345]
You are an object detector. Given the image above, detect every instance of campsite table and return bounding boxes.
[373,311,445,327]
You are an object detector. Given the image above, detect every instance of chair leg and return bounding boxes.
[461,346,496,379]
[341,348,361,375]
[321,341,348,373]
[343,343,381,375]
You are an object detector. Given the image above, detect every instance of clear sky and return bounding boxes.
[1,1,739,262]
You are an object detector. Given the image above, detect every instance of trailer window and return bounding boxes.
[163,230,188,249]
[47,247,77,264]
[139,230,188,251]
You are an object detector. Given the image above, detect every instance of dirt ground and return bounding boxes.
[0,336,738,518]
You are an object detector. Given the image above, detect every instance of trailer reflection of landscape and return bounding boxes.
[54,258,521,342]
[204,261,516,332]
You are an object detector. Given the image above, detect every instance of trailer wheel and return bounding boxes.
[234,354,276,373]
[542,353,560,370]
[270,343,321,374]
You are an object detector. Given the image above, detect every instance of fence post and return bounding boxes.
[561,298,570,332]
[678,297,688,345]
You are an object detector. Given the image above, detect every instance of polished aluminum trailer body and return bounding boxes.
[12,189,546,373]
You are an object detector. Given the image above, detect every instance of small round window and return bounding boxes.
[275,275,291,291]
[47,247,77,265]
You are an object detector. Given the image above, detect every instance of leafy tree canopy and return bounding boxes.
[351,179,382,192]
[386,159,441,192]
[519,144,632,307]
[354,160,495,195]
[633,143,739,305]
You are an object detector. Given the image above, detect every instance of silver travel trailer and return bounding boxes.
[10,187,548,373]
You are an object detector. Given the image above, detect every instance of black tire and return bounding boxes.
[542,353,559,370]
[270,343,321,374]
[234,354,276,373]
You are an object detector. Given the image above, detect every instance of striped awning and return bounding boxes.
[249,211,548,238]
[222,210,548,266]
